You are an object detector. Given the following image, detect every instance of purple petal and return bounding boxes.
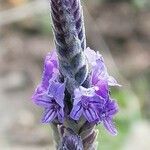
[42,109,57,123]
[96,59,108,77]
[48,81,65,107]
[41,51,58,89]
[45,51,58,68]
[103,118,118,136]
[73,88,83,106]
[41,65,54,88]
[86,47,121,88]
[48,81,59,95]
[95,80,109,99]
[35,85,45,94]
[73,97,82,107]
[92,61,108,85]
[83,107,98,122]
[32,85,45,100]
[57,108,64,123]
[44,60,54,76]
[90,95,105,108]
[107,100,119,116]
[32,92,52,108]
[73,87,96,106]
[91,67,101,85]
[55,83,65,107]
[91,55,121,88]
[70,104,83,120]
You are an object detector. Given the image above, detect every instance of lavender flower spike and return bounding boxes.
[32,0,120,149]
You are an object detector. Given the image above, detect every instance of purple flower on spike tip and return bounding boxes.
[33,80,65,123]
[32,51,58,98]
[98,99,119,136]
[32,0,121,147]
[70,86,105,123]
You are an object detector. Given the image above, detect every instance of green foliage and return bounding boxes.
[132,0,150,9]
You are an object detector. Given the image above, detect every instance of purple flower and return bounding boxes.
[98,99,119,136]
[94,80,109,99]
[91,58,110,99]
[70,86,105,123]
[85,47,120,87]
[85,47,121,100]
[32,80,65,123]
[92,59,120,87]
[41,51,58,88]
[32,51,58,99]
[84,48,119,135]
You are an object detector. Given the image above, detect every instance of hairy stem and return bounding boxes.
[50,0,98,149]
[50,0,88,88]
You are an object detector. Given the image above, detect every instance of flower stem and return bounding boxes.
[50,0,98,149]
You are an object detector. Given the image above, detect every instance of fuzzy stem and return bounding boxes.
[50,0,88,88]
[50,0,98,149]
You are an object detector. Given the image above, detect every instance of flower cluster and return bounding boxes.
[70,48,120,135]
[32,48,120,135]
[32,51,65,123]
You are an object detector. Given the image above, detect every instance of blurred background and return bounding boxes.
[0,0,150,149]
